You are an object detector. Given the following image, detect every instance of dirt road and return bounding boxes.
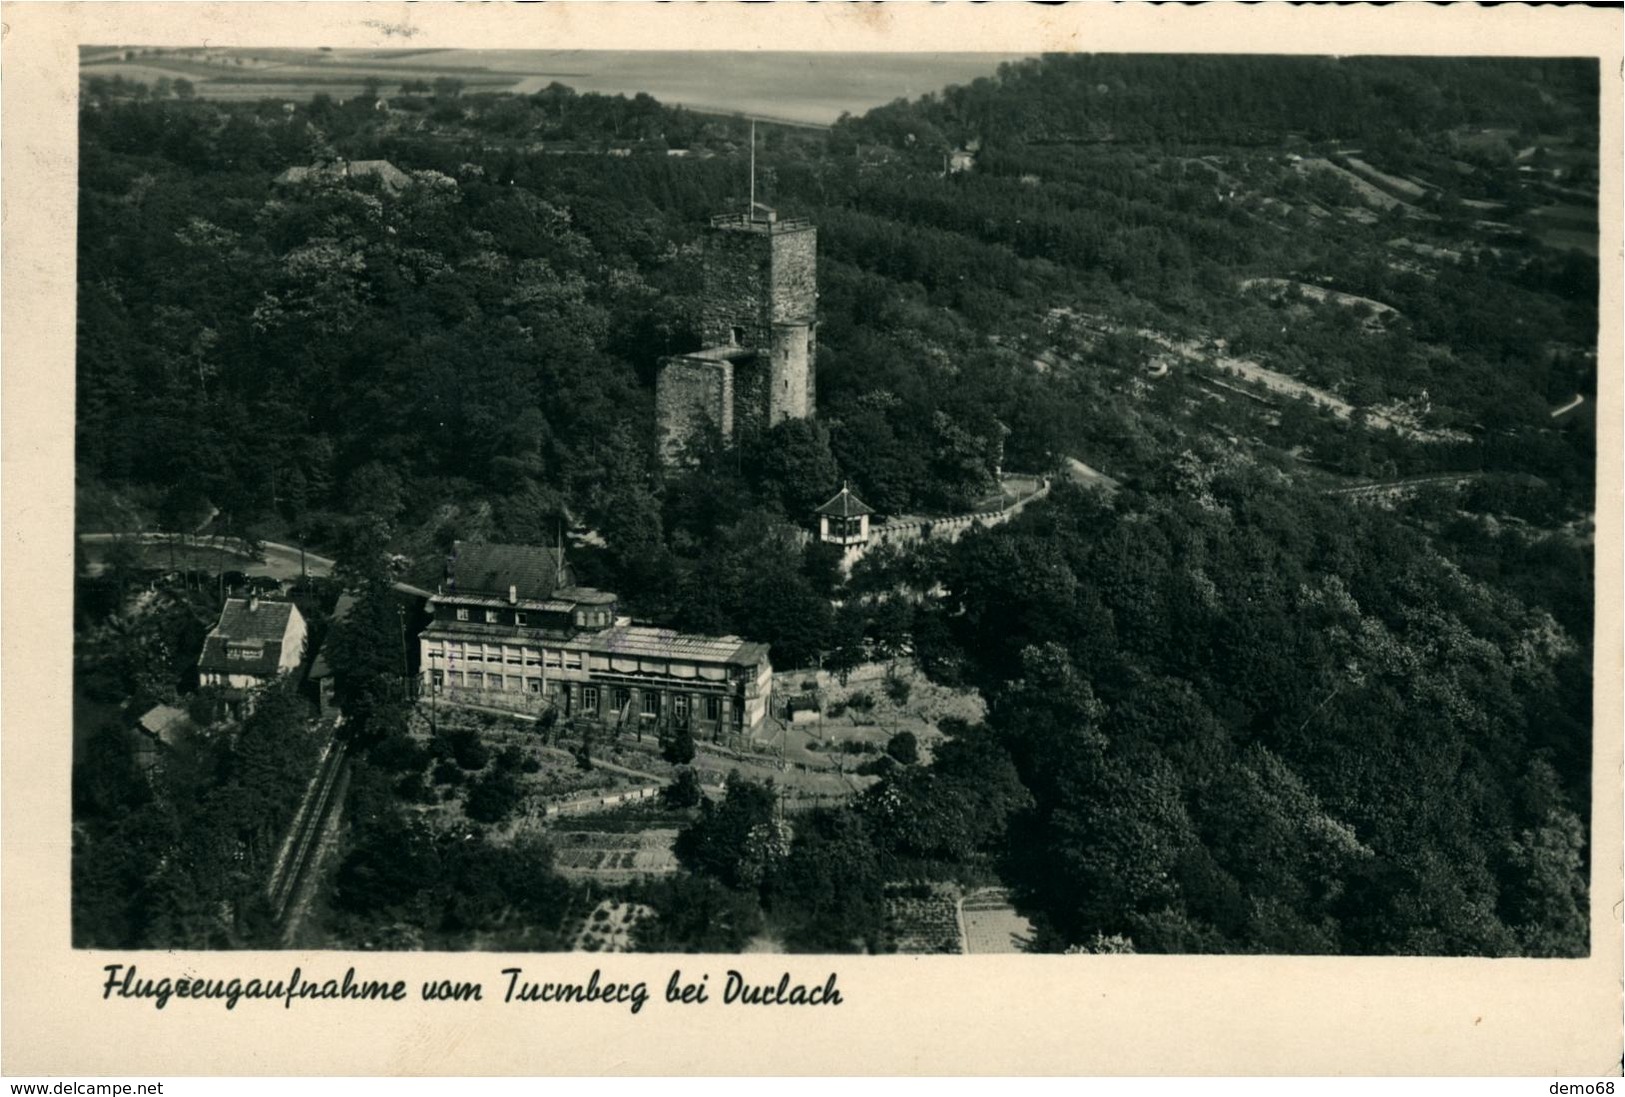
[78,532,431,597]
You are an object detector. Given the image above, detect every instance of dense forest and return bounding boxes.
[75,54,1595,955]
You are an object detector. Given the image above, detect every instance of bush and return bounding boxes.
[886,731,920,765]
[185,688,227,728]
[883,675,912,705]
[662,726,696,766]
[447,728,490,771]
[847,691,875,713]
[856,755,898,777]
[662,767,703,809]
[394,772,434,803]
[629,873,767,953]
[432,759,465,786]
[464,770,522,824]
[372,733,429,773]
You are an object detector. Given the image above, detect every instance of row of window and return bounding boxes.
[428,638,758,688]
[427,642,581,670]
[448,606,614,628]
[431,671,728,722]
[454,606,534,625]
[201,669,283,686]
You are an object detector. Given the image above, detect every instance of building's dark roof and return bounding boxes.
[555,587,617,606]
[198,598,300,677]
[215,598,297,640]
[307,593,357,681]
[445,541,576,601]
[815,484,873,518]
[432,593,578,615]
[730,640,772,667]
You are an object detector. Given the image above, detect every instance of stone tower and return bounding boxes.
[656,206,818,464]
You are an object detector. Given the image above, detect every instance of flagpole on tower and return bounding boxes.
[749,117,756,217]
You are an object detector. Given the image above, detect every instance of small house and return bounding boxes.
[197,597,308,711]
[815,483,874,548]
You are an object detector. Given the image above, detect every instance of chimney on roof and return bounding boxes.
[508,584,518,605]
[248,595,259,612]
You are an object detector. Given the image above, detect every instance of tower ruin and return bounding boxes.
[656,131,817,465]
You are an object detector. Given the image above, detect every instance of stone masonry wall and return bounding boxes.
[769,227,818,419]
[830,478,1054,573]
[698,229,773,351]
[768,322,812,424]
[768,226,817,326]
[679,220,819,451]
[655,356,732,464]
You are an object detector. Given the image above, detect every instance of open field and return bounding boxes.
[1239,278,1400,319]
[1531,227,1598,256]
[1055,308,1466,445]
[1295,156,1418,213]
[82,47,1018,123]
[1524,202,1598,256]
[1341,154,1431,200]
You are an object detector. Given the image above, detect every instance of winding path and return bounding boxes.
[77,532,431,598]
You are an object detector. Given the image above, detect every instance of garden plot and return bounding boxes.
[689,747,870,808]
[810,660,986,754]
[571,899,656,952]
[551,829,680,883]
[402,717,647,843]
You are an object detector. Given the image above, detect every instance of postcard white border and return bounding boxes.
[3,1,1620,1077]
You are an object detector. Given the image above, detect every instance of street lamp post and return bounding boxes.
[397,604,410,700]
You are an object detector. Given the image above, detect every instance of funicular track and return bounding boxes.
[266,734,349,924]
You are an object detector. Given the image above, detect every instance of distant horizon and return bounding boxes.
[79,47,1033,124]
